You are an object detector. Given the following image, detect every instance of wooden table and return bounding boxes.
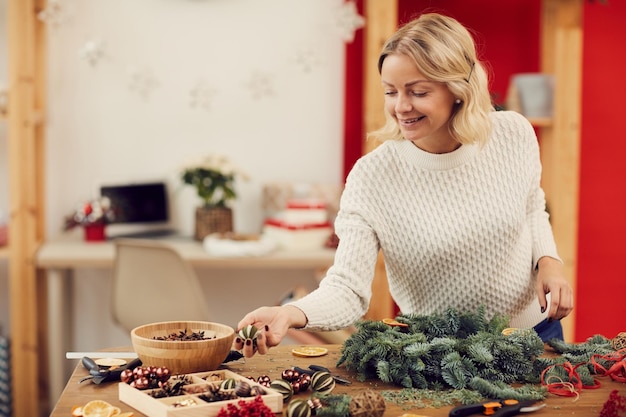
[36,231,337,406]
[50,345,626,416]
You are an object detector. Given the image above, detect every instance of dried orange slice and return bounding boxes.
[291,346,328,357]
[82,400,118,417]
[502,327,518,336]
[95,358,127,368]
[382,318,408,328]
[71,405,84,417]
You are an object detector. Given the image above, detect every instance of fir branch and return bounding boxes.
[381,388,484,409]
[508,329,545,359]
[313,393,351,417]
[441,367,469,389]
[548,335,613,356]
[468,377,547,401]
[408,369,429,389]
[404,341,432,358]
[408,356,426,373]
[458,305,489,335]
[337,307,548,395]
[376,360,391,384]
[467,342,494,364]
[485,312,510,334]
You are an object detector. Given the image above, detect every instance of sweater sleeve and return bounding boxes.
[520,115,561,267]
[287,160,381,330]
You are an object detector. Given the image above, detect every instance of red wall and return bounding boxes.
[343,1,365,180]
[343,1,626,342]
[576,1,626,342]
[343,0,541,176]
[397,0,541,107]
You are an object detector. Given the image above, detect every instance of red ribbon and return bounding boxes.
[591,348,626,383]
[541,362,601,397]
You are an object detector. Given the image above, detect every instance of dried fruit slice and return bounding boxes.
[71,405,84,417]
[94,358,127,368]
[291,346,328,357]
[82,400,117,417]
[501,327,518,336]
[382,318,408,327]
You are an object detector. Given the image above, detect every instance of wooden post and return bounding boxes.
[7,0,48,415]
[540,0,582,342]
[362,0,397,320]
[363,0,397,154]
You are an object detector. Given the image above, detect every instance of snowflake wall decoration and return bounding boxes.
[127,66,160,100]
[37,0,71,28]
[79,40,105,67]
[189,81,217,111]
[335,1,365,43]
[244,71,275,100]
[293,46,320,74]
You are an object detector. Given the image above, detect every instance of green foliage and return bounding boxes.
[313,393,351,417]
[381,388,484,409]
[543,334,614,387]
[539,356,598,388]
[337,307,547,400]
[466,342,494,364]
[547,334,614,359]
[180,154,247,208]
[182,168,236,208]
[338,308,620,404]
[468,378,547,401]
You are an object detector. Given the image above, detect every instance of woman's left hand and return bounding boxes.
[536,256,574,321]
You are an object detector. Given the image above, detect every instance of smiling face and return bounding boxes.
[381,53,460,154]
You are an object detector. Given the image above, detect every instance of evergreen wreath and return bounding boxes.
[336,306,548,401]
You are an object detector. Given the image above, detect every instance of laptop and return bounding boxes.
[99,182,177,238]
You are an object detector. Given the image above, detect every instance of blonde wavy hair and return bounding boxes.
[369,13,494,147]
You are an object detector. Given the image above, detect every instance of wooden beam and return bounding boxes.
[540,0,583,342]
[363,0,397,154]
[7,0,48,415]
[362,0,397,321]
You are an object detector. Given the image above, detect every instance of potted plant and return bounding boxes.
[180,153,248,240]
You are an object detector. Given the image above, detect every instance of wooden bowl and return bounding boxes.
[131,321,235,375]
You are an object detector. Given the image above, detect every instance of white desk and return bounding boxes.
[36,231,336,407]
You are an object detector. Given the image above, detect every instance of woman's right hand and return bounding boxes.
[234,305,307,358]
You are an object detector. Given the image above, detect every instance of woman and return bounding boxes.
[234,13,573,357]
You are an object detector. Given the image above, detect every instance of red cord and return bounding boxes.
[591,349,626,383]
[542,348,626,397]
[541,362,601,397]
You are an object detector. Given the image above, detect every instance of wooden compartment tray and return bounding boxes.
[119,369,283,417]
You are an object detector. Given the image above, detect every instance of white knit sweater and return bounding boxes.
[291,111,559,330]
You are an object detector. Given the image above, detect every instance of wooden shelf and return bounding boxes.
[505,80,553,128]
[529,117,553,127]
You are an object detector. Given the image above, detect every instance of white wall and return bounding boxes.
[38,0,353,389]
[45,0,346,236]
[0,0,353,392]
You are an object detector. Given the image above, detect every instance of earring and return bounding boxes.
[455,99,461,104]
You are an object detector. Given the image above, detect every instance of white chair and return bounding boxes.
[111,238,212,333]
